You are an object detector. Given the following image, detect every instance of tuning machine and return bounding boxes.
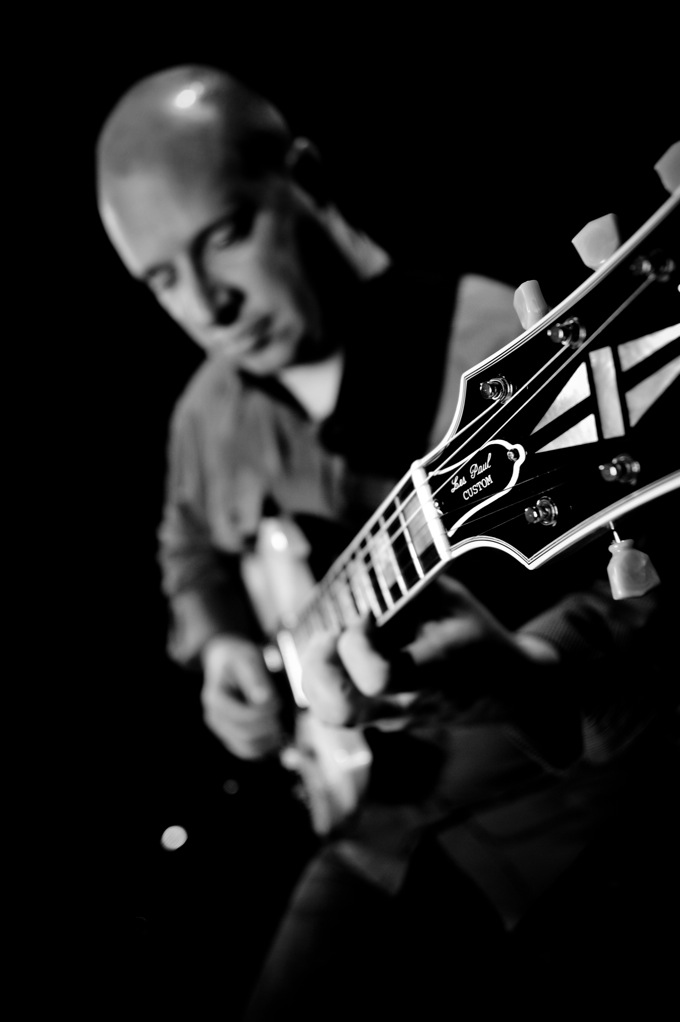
[480,376,513,402]
[599,453,640,486]
[524,496,559,527]
[572,213,621,269]
[547,316,587,348]
[607,522,660,599]
[513,280,550,329]
[630,250,676,283]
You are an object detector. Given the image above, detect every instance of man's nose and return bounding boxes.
[211,283,244,327]
[180,265,244,327]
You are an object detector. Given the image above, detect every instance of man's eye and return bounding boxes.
[209,224,236,250]
[147,268,175,294]
[208,206,255,251]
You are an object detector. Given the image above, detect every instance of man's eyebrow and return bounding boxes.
[198,206,249,241]
[139,262,173,286]
[189,206,253,260]
[137,204,251,284]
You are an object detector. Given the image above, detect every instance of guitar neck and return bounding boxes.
[276,178,679,706]
[291,468,448,639]
[275,469,448,707]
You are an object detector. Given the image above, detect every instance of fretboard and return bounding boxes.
[288,466,448,646]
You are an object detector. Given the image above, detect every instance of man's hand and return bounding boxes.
[300,575,560,728]
[201,635,284,759]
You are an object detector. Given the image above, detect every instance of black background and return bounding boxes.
[30,15,677,1013]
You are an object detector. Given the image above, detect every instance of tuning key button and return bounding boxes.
[599,454,641,485]
[572,213,621,269]
[547,317,587,348]
[630,250,676,282]
[513,280,550,329]
[480,376,514,402]
[654,141,680,194]
[524,497,558,527]
[608,539,661,599]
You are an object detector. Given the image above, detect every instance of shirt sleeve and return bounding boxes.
[157,395,263,669]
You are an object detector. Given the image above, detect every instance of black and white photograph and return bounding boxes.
[36,16,678,1018]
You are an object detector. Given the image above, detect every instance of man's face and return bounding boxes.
[101,164,327,375]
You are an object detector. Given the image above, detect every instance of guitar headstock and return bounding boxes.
[419,141,680,577]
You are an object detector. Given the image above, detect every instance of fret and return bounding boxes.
[399,484,442,574]
[346,553,379,618]
[369,521,401,605]
[319,583,342,632]
[309,604,326,635]
[397,499,424,580]
[294,614,313,647]
[359,534,389,615]
[386,489,424,588]
[367,523,396,610]
[305,598,332,636]
[410,465,451,563]
[332,573,362,626]
[294,594,337,651]
[287,470,449,642]
[379,512,409,598]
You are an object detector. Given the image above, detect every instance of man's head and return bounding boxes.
[97,65,366,374]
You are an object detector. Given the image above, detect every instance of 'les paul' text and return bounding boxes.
[451,452,493,501]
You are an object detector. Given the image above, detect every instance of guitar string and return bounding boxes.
[294,474,563,634]
[329,273,655,585]
[291,200,679,639]
[302,192,678,630]
[301,468,565,633]
[314,285,651,613]
[299,281,661,634]
[422,193,679,483]
[396,275,656,534]
[427,277,655,482]
[295,273,663,633]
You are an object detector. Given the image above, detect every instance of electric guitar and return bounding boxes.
[247,142,680,835]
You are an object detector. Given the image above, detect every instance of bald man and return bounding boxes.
[97,68,678,1019]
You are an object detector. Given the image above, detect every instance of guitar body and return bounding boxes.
[242,517,372,836]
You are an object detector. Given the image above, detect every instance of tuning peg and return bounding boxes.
[654,140,680,194]
[513,280,550,330]
[572,213,621,269]
[607,535,660,599]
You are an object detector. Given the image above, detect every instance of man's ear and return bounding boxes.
[285,137,330,206]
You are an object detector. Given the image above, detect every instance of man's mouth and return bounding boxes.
[208,325,274,358]
[230,318,279,355]
[233,332,270,354]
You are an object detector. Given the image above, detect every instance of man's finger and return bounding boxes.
[337,621,404,696]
